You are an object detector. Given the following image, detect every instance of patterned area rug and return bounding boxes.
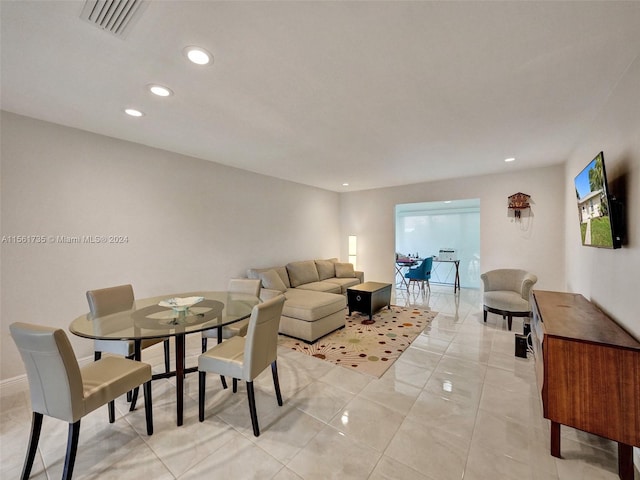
[280,306,438,378]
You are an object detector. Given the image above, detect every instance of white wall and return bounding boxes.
[0,111,341,380]
[564,53,640,339]
[340,164,566,293]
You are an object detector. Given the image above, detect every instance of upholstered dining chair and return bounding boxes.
[198,295,285,437]
[481,269,538,331]
[10,322,153,480]
[87,284,170,373]
[201,278,262,353]
[405,256,433,292]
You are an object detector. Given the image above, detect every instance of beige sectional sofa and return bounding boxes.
[247,259,364,343]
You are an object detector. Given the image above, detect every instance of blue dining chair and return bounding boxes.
[405,257,432,292]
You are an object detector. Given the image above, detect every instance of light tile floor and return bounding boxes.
[1,286,636,479]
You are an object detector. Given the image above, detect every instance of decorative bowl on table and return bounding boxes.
[158,296,204,312]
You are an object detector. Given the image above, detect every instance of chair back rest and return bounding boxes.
[10,322,84,423]
[228,278,261,297]
[243,295,285,380]
[481,269,538,300]
[86,284,134,317]
[421,257,433,275]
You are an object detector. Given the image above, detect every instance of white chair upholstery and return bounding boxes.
[201,278,262,353]
[87,284,170,373]
[10,322,153,480]
[481,269,537,330]
[198,295,285,436]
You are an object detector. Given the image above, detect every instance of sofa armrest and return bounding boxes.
[355,271,364,283]
[260,288,285,301]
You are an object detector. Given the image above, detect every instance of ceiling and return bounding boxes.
[2,1,640,192]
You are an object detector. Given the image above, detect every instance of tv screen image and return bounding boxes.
[574,151,621,249]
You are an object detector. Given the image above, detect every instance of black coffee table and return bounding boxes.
[347,282,392,321]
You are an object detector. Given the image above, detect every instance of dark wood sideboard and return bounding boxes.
[531,290,640,480]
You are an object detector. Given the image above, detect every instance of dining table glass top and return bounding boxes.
[69,291,260,341]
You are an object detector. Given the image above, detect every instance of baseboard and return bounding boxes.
[1,355,94,399]
[0,374,28,397]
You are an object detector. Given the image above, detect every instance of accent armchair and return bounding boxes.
[481,269,537,330]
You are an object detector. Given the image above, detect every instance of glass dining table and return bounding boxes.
[69,291,260,426]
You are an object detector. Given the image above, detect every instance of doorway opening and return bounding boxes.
[395,199,480,289]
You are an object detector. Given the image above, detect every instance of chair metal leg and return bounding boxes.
[163,339,170,373]
[62,420,80,480]
[246,381,260,437]
[220,375,228,389]
[108,400,115,423]
[20,412,43,480]
[94,351,102,361]
[508,315,513,331]
[199,371,206,422]
[143,380,153,435]
[483,308,487,322]
[201,337,208,354]
[232,378,238,393]
[271,361,283,406]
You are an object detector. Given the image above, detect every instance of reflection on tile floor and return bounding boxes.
[1,286,636,479]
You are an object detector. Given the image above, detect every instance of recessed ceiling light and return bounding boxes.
[124,108,144,117]
[342,183,350,187]
[444,201,452,204]
[184,46,212,65]
[505,157,516,162]
[148,84,173,97]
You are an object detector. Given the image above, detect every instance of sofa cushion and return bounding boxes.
[296,281,342,294]
[283,289,346,322]
[324,277,361,293]
[315,259,336,280]
[286,260,319,287]
[335,262,356,278]
[259,270,287,293]
[247,266,291,289]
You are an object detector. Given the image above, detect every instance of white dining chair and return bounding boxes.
[198,295,285,436]
[10,322,153,480]
[87,284,171,372]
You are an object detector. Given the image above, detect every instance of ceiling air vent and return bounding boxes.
[80,0,148,38]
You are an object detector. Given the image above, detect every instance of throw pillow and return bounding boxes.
[286,260,320,287]
[259,270,287,293]
[335,262,356,278]
[315,260,336,280]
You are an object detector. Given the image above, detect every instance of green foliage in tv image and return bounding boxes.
[589,217,613,247]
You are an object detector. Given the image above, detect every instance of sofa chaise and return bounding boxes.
[247,259,364,342]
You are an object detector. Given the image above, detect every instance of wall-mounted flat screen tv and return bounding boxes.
[574,151,622,249]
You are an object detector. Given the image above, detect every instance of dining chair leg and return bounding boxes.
[163,340,170,373]
[94,351,101,361]
[271,361,283,406]
[232,378,238,393]
[129,387,139,411]
[198,371,206,422]
[143,380,153,435]
[108,400,115,423]
[20,412,43,480]
[246,381,260,437]
[201,337,208,354]
[220,375,228,389]
[62,420,80,480]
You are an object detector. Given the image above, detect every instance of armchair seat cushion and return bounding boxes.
[483,291,530,313]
